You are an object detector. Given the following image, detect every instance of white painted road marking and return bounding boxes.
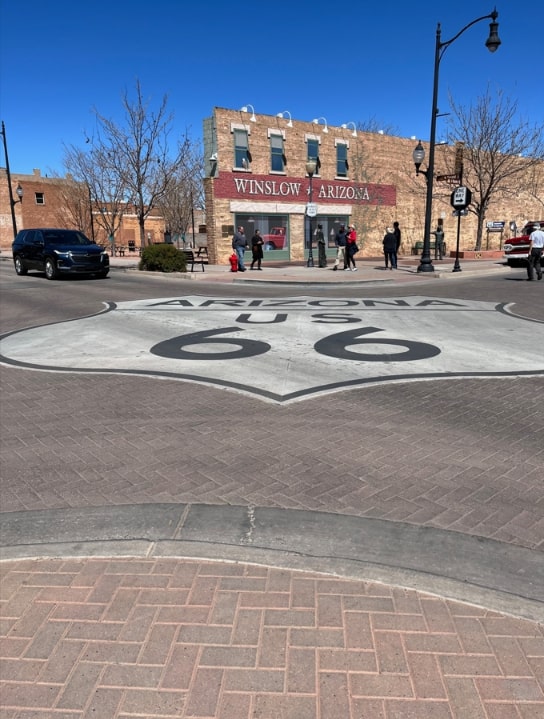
[1,296,542,403]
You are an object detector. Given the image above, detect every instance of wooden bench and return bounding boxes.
[411,241,446,255]
[182,249,205,272]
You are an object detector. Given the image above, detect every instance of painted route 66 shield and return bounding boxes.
[1,296,542,404]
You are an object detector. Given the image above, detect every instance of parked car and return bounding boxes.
[503,221,544,267]
[12,228,110,280]
[262,227,288,251]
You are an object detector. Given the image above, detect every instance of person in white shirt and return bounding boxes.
[527,225,544,281]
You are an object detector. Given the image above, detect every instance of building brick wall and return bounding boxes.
[204,107,543,264]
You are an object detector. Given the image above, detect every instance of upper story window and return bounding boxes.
[269,131,285,173]
[336,141,349,178]
[232,125,251,170]
[35,192,45,205]
[305,135,321,175]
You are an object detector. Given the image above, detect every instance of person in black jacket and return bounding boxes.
[393,221,401,254]
[250,229,264,270]
[332,225,348,271]
[383,226,397,269]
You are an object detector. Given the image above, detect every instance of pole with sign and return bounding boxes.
[450,185,472,272]
[305,161,317,267]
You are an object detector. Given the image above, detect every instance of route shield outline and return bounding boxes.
[1,296,542,404]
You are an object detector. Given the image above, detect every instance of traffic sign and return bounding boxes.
[451,186,472,209]
[306,203,317,217]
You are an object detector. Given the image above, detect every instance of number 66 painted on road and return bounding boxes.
[151,326,440,362]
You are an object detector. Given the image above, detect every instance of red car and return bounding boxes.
[504,221,544,267]
[262,227,288,251]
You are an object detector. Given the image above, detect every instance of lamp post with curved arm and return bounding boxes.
[1,121,24,239]
[414,10,501,273]
[306,160,317,268]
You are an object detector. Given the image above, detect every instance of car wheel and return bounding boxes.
[264,242,276,251]
[14,256,28,275]
[95,270,109,279]
[44,257,59,280]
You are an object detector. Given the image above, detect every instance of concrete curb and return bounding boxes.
[2,504,542,623]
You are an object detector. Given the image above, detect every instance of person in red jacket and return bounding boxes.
[345,225,358,271]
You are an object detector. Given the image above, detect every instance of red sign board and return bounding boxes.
[214,172,396,207]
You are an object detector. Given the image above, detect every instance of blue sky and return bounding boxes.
[1,0,540,176]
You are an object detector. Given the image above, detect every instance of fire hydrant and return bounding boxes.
[229,252,238,272]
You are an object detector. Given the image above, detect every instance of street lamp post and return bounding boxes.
[413,10,501,273]
[306,160,317,268]
[1,121,24,239]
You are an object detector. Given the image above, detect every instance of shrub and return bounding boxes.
[139,244,186,273]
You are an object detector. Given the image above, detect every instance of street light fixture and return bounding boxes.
[1,121,24,239]
[306,159,317,268]
[341,122,357,137]
[414,9,501,273]
[277,110,293,127]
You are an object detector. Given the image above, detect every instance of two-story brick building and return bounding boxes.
[2,107,542,261]
[202,106,542,265]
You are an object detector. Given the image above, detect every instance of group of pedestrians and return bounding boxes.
[231,226,264,271]
[332,224,359,271]
[231,220,543,281]
[234,221,405,273]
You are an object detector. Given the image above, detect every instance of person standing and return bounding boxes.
[332,224,348,271]
[232,226,248,272]
[431,224,445,260]
[393,221,401,255]
[316,224,327,267]
[345,225,358,271]
[527,224,544,281]
[250,229,264,270]
[383,226,397,269]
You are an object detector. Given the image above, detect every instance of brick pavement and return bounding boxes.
[1,259,543,717]
[2,558,543,719]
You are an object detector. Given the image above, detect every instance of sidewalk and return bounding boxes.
[110,253,513,285]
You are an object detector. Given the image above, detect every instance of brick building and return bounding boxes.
[203,106,542,264]
[0,169,170,253]
[2,109,542,261]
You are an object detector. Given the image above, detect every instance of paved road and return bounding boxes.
[1,258,543,718]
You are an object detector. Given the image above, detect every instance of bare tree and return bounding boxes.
[51,175,93,237]
[445,87,544,249]
[93,80,193,247]
[63,144,129,249]
[160,142,204,244]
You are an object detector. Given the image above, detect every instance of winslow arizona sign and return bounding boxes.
[1,296,542,404]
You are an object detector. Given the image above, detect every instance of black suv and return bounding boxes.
[12,228,109,280]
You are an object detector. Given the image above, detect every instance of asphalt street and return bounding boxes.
[0,256,543,718]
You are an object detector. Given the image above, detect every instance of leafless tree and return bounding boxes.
[93,80,194,247]
[63,144,129,249]
[445,87,544,249]
[51,175,93,237]
[160,143,204,244]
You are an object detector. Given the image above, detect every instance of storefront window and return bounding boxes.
[235,214,289,254]
[305,215,349,253]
